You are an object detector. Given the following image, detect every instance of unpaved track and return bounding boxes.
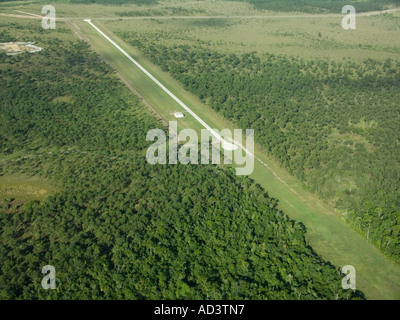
[360,8,400,16]
[0,13,42,20]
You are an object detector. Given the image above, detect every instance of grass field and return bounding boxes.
[107,11,400,62]
[2,1,399,61]
[0,0,291,18]
[0,174,54,208]
[71,17,400,299]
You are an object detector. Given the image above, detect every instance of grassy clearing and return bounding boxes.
[107,12,400,62]
[0,0,263,18]
[75,18,400,299]
[0,174,54,207]
[3,0,399,62]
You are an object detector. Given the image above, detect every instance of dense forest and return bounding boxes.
[119,34,400,264]
[0,20,363,299]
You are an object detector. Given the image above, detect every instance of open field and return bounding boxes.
[3,1,399,62]
[72,17,400,299]
[1,0,398,17]
[0,174,54,205]
[0,1,276,18]
[0,0,314,18]
[107,11,400,62]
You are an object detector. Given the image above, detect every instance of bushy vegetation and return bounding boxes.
[68,0,158,4]
[0,0,158,5]
[233,0,400,13]
[119,34,400,264]
[0,20,363,299]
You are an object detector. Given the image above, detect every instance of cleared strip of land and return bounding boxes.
[85,20,240,152]
[73,19,400,299]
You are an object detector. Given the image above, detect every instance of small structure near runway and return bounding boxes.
[174,112,185,118]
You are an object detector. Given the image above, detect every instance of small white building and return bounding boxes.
[174,112,185,118]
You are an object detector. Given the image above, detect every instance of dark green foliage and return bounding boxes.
[119,36,400,263]
[0,40,155,154]
[0,153,364,299]
[0,21,363,299]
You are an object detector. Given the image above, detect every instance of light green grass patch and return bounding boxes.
[0,174,54,210]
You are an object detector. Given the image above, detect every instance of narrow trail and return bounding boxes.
[14,10,42,18]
